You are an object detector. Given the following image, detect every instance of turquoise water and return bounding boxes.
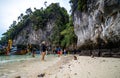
[0,54,41,64]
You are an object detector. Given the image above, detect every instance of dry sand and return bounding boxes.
[0,55,120,78]
[45,56,120,78]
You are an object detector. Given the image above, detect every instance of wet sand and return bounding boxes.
[0,55,120,78]
[0,55,62,78]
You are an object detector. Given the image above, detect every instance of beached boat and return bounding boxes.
[10,49,28,55]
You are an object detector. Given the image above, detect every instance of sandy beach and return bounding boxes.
[0,55,120,78]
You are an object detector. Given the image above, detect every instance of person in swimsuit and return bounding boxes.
[41,41,47,61]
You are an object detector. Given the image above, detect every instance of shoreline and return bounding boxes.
[0,55,120,78]
[0,55,61,78]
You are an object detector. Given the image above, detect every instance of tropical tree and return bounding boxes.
[44,1,47,7]
[26,8,32,15]
[60,18,77,48]
[0,3,70,48]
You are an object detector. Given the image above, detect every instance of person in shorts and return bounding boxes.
[41,41,47,61]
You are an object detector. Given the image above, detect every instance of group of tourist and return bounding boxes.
[40,41,67,61]
[55,46,67,57]
[28,41,68,61]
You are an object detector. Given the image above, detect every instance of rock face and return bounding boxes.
[13,20,55,45]
[12,3,69,46]
[73,0,120,48]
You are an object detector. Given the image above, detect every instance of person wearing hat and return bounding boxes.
[41,41,47,61]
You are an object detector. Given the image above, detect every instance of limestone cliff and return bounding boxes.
[72,0,120,49]
[12,3,69,46]
[13,20,55,45]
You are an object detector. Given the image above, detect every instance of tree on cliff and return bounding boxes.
[61,16,77,48]
[45,3,69,45]
[69,0,87,13]
[0,3,69,47]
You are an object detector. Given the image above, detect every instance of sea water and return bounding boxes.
[0,54,58,78]
[0,54,57,64]
[0,54,40,64]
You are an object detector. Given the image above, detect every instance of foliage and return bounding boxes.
[45,3,69,45]
[0,3,69,47]
[60,17,77,48]
[77,0,87,11]
[30,8,46,30]
[69,0,87,13]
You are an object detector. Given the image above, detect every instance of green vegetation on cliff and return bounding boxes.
[69,0,87,13]
[61,17,77,48]
[0,3,76,49]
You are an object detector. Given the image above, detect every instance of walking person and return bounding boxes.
[41,41,47,61]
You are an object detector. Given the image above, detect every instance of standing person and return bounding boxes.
[60,49,63,56]
[56,46,61,57]
[63,48,67,56]
[41,41,47,61]
[32,47,36,57]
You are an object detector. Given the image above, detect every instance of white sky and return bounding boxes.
[0,0,71,39]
